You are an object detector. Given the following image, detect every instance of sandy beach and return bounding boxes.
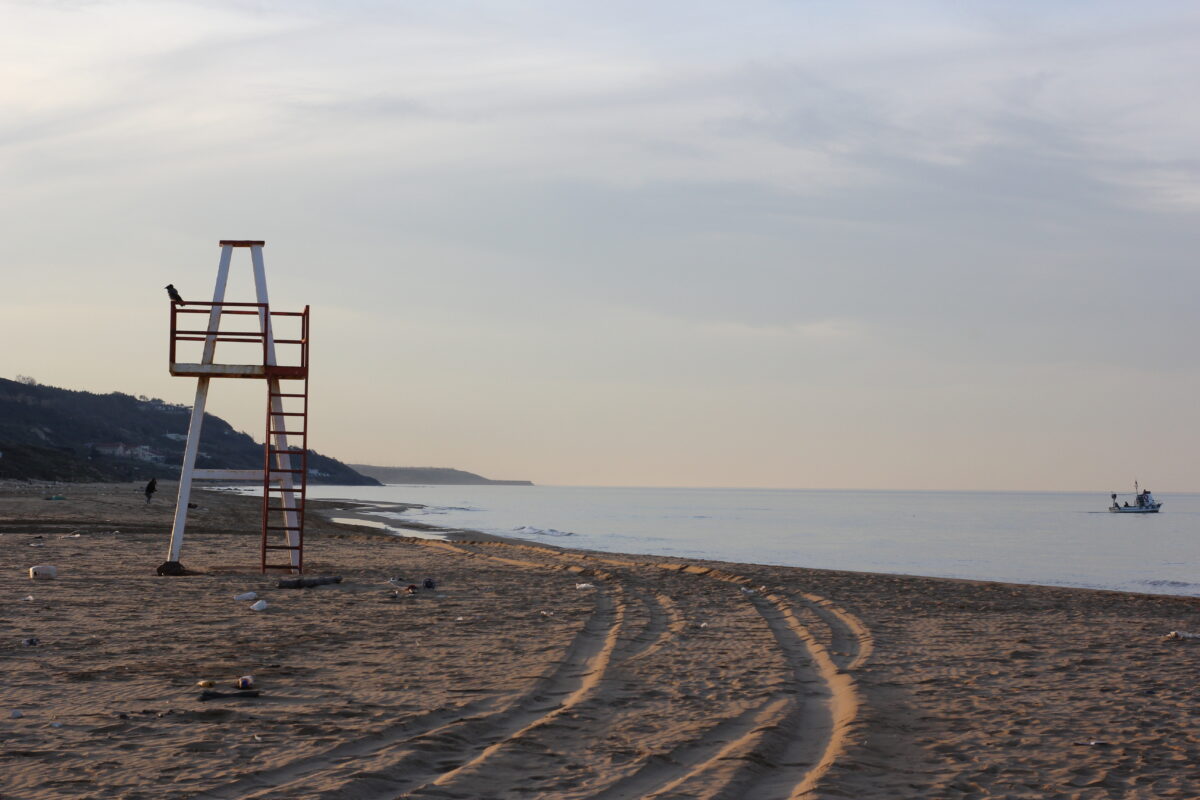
[2,482,1199,799]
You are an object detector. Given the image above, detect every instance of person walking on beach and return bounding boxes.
[144,478,157,504]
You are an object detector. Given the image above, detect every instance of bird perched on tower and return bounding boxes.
[165,284,185,304]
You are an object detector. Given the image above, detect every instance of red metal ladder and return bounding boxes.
[260,371,309,573]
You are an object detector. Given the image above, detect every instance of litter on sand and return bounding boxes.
[1164,630,1200,640]
[575,583,594,590]
[250,600,268,611]
[234,592,258,602]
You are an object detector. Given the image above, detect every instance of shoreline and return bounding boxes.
[7,479,1197,599]
[312,492,1200,601]
[306,497,507,543]
[3,482,1200,798]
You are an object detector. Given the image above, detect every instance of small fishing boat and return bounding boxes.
[1108,482,1161,513]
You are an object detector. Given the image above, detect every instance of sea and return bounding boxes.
[296,485,1200,597]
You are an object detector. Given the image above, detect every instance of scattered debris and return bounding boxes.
[234,592,258,602]
[575,583,594,590]
[29,565,57,580]
[277,575,342,589]
[21,637,39,647]
[236,675,255,690]
[21,595,33,602]
[250,599,268,612]
[50,722,63,728]
[196,680,215,688]
[423,577,437,590]
[1164,630,1200,640]
[1073,740,1111,747]
[11,710,23,719]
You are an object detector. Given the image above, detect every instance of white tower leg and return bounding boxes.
[164,245,234,566]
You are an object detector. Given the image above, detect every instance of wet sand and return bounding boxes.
[2,481,1199,799]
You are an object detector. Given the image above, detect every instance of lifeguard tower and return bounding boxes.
[161,240,310,575]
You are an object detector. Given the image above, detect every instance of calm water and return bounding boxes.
[301,485,1200,597]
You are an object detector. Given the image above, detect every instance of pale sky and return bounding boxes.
[3,1,1199,490]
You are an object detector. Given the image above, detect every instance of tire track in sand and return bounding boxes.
[321,582,619,800]
[197,537,866,800]
[434,540,686,666]
[792,592,873,672]
[435,543,868,799]
[441,544,868,800]
[620,588,686,664]
[571,564,866,800]
[192,561,624,800]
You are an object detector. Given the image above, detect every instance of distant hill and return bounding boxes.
[350,465,533,486]
[0,376,379,485]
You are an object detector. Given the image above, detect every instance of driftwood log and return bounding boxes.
[277,575,343,589]
[198,689,261,701]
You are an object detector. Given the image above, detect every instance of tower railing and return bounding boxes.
[169,302,309,378]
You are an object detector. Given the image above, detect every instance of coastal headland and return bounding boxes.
[349,464,534,486]
[2,482,1199,798]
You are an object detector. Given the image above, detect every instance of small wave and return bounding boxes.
[1137,579,1196,588]
[511,525,575,537]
